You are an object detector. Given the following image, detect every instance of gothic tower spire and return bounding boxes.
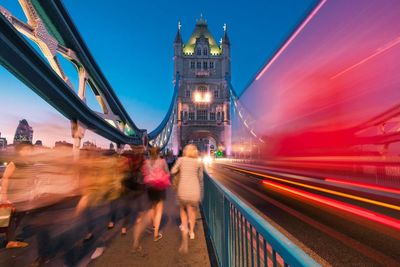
[174,21,183,44]
[222,23,230,45]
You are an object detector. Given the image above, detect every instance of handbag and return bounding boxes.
[0,203,14,228]
[144,165,171,190]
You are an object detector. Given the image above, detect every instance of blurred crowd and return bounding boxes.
[0,142,204,265]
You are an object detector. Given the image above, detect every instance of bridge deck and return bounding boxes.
[0,190,211,266]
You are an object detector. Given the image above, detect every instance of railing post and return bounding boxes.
[222,195,230,267]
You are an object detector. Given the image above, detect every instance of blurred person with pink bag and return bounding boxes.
[142,147,170,242]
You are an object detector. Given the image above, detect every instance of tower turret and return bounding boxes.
[174,21,183,49]
[222,23,231,80]
[222,23,230,47]
[173,21,183,79]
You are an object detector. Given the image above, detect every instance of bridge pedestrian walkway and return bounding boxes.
[89,189,212,267]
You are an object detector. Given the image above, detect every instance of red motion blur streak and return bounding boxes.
[238,0,400,158]
[325,178,400,195]
[330,36,400,80]
[262,180,400,231]
[255,0,328,80]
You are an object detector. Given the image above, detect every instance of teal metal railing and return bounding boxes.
[202,173,320,267]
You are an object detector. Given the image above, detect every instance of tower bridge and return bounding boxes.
[1,1,400,266]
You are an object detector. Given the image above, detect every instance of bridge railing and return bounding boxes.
[202,173,319,267]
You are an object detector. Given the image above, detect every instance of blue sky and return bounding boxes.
[0,0,317,147]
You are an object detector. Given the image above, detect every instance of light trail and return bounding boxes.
[325,178,400,195]
[228,162,400,195]
[330,36,400,80]
[226,166,400,212]
[262,180,400,231]
[255,0,327,81]
[219,171,399,265]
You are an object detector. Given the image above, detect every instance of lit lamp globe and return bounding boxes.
[194,92,202,102]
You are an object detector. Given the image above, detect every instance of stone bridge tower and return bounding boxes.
[171,15,231,156]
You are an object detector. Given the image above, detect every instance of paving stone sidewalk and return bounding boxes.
[89,190,211,267]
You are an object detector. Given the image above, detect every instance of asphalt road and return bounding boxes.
[206,162,400,267]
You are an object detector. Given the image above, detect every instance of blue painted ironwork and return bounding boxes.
[202,173,320,267]
[148,73,180,150]
[0,0,180,147]
[226,75,264,144]
[0,14,141,145]
[31,0,142,134]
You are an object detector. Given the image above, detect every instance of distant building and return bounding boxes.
[54,141,73,149]
[82,141,97,150]
[13,119,33,144]
[34,140,43,146]
[0,132,7,150]
[109,143,115,151]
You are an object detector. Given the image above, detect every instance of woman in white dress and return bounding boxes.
[171,144,203,253]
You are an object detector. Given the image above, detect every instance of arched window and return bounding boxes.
[203,48,208,56]
[197,47,202,56]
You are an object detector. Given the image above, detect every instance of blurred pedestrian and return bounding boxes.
[75,150,121,240]
[171,144,203,253]
[108,149,145,235]
[0,142,34,249]
[166,150,176,170]
[142,147,170,241]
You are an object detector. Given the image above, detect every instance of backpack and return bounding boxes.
[143,160,170,190]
